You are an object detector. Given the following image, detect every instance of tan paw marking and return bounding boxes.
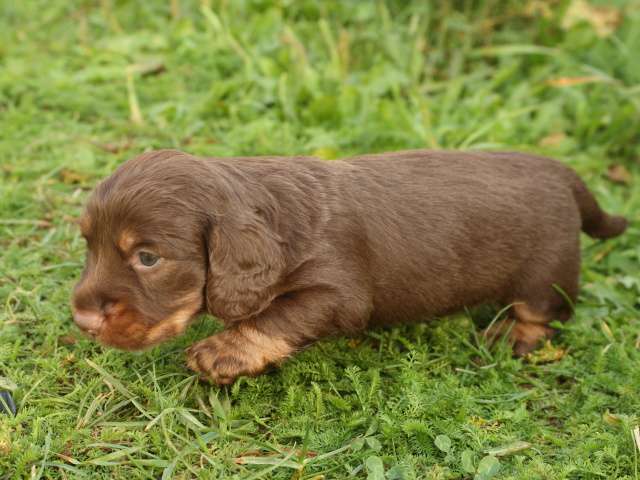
[482,318,554,356]
[186,326,292,385]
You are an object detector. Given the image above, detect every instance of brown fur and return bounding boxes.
[71,149,627,383]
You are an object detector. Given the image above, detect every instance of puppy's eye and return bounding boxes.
[138,251,159,267]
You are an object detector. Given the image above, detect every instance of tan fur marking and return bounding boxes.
[237,324,293,364]
[512,322,551,345]
[513,302,549,325]
[78,214,92,236]
[147,293,202,344]
[118,229,138,253]
[482,316,554,356]
[186,325,294,384]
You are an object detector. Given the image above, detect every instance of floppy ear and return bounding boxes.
[205,206,286,322]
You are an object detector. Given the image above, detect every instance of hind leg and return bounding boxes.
[482,309,557,356]
[484,243,580,356]
[512,247,579,355]
[509,303,567,356]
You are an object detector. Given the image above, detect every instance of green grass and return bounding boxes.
[1,0,639,478]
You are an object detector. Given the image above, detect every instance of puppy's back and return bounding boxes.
[334,151,593,322]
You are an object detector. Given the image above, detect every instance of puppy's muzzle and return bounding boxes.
[72,306,107,336]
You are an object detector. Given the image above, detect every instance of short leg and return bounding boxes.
[482,301,570,356]
[484,248,580,356]
[187,287,371,384]
[186,322,293,384]
[483,305,558,356]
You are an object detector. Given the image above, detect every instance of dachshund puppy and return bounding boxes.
[72,150,627,384]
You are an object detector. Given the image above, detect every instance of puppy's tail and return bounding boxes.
[570,172,628,239]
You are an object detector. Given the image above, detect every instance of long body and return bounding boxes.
[72,150,627,383]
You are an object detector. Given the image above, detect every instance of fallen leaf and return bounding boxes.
[55,453,80,465]
[525,1,553,19]
[525,340,566,364]
[233,447,316,465]
[126,67,144,126]
[234,455,264,465]
[633,426,640,454]
[562,0,621,38]
[485,440,531,457]
[469,416,501,431]
[603,410,625,426]
[59,168,90,185]
[606,164,632,185]
[235,449,263,458]
[593,244,614,262]
[36,219,53,229]
[91,139,132,154]
[0,440,10,455]
[601,321,615,342]
[546,76,605,87]
[62,353,76,366]
[539,132,567,146]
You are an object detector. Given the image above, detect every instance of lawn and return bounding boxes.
[1,0,639,478]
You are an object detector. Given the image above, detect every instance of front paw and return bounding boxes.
[186,328,291,385]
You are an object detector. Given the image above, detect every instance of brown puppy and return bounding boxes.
[72,150,627,384]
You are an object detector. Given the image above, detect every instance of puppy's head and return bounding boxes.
[71,150,210,350]
[72,150,286,351]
